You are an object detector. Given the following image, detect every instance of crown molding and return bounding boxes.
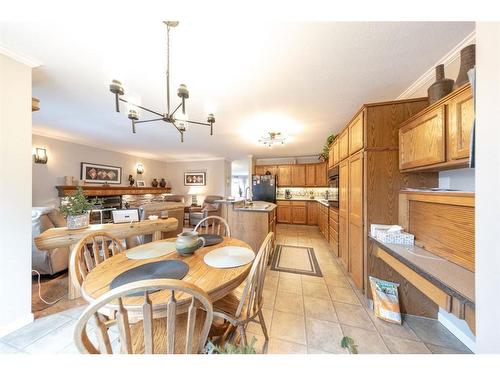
[0,44,42,68]
[396,31,476,100]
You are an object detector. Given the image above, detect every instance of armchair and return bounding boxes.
[189,195,223,227]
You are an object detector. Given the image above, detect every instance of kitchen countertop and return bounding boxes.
[214,199,276,212]
[277,197,332,207]
[369,236,475,306]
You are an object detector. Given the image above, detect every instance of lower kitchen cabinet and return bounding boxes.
[277,201,291,223]
[307,201,318,225]
[291,201,307,224]
[277,200,307,224]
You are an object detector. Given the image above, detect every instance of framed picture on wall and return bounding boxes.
[184,172,206,186]
[80,162,122,184]
[136,180,146,187]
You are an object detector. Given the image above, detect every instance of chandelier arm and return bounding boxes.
[185,119,211,127]
[170,102,183,117]
[118,97,165,117]
[133,118,164,124]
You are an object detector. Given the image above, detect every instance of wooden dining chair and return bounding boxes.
[69,231,125,290]
[212,232,274,345]
[194,215,231,237]
[74,279,214,354]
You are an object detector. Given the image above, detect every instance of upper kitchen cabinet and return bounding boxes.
[328,146,334,169]
[305,163,316,186]
[348,112,364,155]
[333,139,339,167]
[315,162,327,187]
[291,165,306,186]
[339,129,349,161]
[277,165,292,186]
[255,165,277,175]
[399,84,473,172]
[448,85,474,161]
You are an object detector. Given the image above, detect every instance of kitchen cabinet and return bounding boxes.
[349,112,364,155]
[399,106,446,171]
[333,140,339,167]
[305,164,316,187]
[254,165,277,176]
[348,152,364,289]
[277,165,292,186]
[307,201,318,225]
[291,165,306,186]
[448,86,474,161]
[315,162,327,187]
[291,201,307,224]
[318,203,329,240]
[339,130,349,161]
[329,207,339,257]
[399,84,472,172]
[276,201,291,223]
[338,160,349,269]
[328,147,334,169]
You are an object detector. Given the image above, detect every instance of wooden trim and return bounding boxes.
[56,185,172,197]
[375,246,451,311]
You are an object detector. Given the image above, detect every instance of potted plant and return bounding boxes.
[319,133,337,161]
[59,187,102,229]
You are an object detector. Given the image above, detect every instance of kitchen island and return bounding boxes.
[215,199,277,253]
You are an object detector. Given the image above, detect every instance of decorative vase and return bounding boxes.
[175,231,206,256]
[67,212,90,230]
[128,174,135,186]
[152,178,159,187]
[159,178,167,188]
[427,64,454,104]
[454,44,475,89]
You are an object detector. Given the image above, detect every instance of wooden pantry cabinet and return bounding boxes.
[399,84,473,172]
[333,97,437,291]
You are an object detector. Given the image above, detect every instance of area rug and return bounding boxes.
[270,245,322,277]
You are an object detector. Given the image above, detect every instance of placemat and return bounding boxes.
[125,242,176,259]
[110,260,189,296]
[204,246,255,269]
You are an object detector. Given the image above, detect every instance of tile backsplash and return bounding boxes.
[277,187,336,199]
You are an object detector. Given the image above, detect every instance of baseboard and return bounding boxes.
[0,313,34,339]
[438,308,476,353]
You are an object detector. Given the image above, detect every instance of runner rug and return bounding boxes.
[270,245,322,277]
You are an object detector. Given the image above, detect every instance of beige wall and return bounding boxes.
[0,53,33,336]
[475,22,500,353]
[165,159,229,205]
[32,134,170,207]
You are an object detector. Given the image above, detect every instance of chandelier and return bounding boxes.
[258,132,287,147]
[109,21,215,142]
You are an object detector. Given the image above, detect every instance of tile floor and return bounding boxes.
[0,224,472,354]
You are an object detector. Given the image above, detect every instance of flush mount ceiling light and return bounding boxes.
[109,21,215,142]
[258,132,287,147]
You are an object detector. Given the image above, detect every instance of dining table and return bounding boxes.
[81,236,254,318]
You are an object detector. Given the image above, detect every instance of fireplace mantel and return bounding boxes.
[56,185,172,197]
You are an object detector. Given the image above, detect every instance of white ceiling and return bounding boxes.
[1,21,474,161]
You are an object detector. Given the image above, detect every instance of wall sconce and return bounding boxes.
[33,148,48,164]
[136,163,144,174]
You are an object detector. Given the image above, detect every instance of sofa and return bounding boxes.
[32,207,69,275]
[125,201,185,248]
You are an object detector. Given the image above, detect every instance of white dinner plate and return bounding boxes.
[125,242,176,260]
[204,246,255,269]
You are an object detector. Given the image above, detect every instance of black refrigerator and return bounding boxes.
[252,174,277,203]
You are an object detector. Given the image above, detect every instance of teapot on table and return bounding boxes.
[175,231,206,256]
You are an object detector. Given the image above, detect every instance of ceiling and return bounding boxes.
[1,21,474,162]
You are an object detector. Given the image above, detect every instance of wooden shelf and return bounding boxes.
[56,185,172,197]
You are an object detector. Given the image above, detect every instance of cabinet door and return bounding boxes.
[315,162,327,187]
[291,204,307,224]
[448,87,474,161]
[276,203,291,223]
[254,165,265,175]
[338,160,349,269]
[349,112,364,155]
[277,165,292,186]
[333,140,340,166]
[307,201,318,225]
[328,147,334,169]
[348,152,364,290]
[399,106,446,170]
[291,165,306,186]
[305,164,316,187]
[339,130,349,161]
